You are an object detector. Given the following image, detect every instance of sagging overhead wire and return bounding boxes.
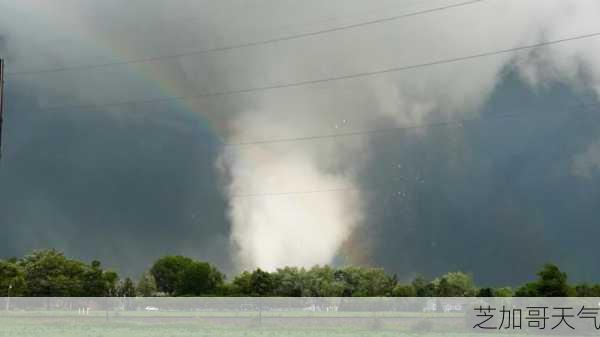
[6,0,485,76]
[22,30,600,118]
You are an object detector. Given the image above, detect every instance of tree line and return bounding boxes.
[0,249,595,297]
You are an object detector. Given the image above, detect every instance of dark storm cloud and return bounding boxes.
[363,73,600,285]
[0,0,239,277]
[2,0,600,284]
[0,88,229,274]
[0,72,232,277]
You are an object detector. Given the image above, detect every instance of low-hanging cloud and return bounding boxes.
[2,0,600,279]
[214,0,600,271]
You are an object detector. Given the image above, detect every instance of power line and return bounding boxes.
[227,102,599,198]
[25,30,600,115]
[6,0,485,76]
[222,101,598,147]
[222,110,524,147]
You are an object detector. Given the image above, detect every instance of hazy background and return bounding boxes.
[1,0,600,286]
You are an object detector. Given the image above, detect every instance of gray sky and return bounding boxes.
[1,0,600,285]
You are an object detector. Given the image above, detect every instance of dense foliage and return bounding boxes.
[0,250,118,296]
[0,250,594,297]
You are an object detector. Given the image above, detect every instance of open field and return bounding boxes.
[0,311,470,337]
[0,317,482,337]
[1,298,590,336]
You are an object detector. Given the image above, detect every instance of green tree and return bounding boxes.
[303,266,344,297]
[231,268,276,296]
[0,260,26,296]
[215,282,237,296]
[21,250,87,296]
[392,284,416,297]
[136,272,158,296]
[103,270,119,296]
[346,266,397,296]
[435,272,475,296]
[231,271,253,295]
[493,287,513,297]
[574,284,600,297]
[118,277,137,310]
[82,260,116,296]
[118,277,137,297]
[149,256,224,296]
[207,264,226,293]
[536,264,570,297]
[515,282,539,297]
[516,264,570,297]
[150,256,194,295]
[436,278,458,296]
[177,261,224,296]
[412,276,436,297]
[272,267,304,296]
[477,287,494,297]
[249,269,275,296]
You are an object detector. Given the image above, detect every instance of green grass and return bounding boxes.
[0,314,473,337]
[0,319,485,337]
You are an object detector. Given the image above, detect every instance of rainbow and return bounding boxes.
[10,1,221,140]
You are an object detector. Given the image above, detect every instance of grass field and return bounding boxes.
[0,311,471,337]
[0,320,490,337]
